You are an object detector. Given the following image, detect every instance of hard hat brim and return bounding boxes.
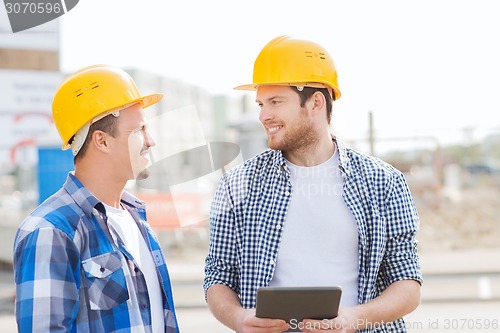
[234,84,257,91]
[140,93,163,108]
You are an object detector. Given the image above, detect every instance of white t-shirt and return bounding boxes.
[269,150,360,307]
[105,204,165,332]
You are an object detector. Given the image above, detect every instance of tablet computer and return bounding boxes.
[256,286,342,330]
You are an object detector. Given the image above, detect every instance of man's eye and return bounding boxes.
[272,100,281,105]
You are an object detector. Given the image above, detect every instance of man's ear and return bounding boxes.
[92,130,109,151]
[310,91,326,115]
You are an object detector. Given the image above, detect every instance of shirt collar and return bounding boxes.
[272,149,287,170]
[335,137,352,176]
[63,172,145,218]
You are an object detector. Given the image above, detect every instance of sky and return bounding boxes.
[11,0,500,149]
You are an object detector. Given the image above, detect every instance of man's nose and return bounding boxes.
[259,105,274,123]
[145,130,156,147]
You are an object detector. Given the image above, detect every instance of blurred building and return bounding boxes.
[0,19,62,210]
[225,93,267,160]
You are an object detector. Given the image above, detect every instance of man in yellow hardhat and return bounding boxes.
[13,65,179,333]
[204,36,422,332]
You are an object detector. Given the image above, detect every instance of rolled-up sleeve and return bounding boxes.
[381,172,423,285]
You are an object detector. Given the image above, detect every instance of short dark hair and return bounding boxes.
[72,114,119,162]
[292,86,334,124]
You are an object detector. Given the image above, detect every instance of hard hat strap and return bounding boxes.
[71,122,90,157]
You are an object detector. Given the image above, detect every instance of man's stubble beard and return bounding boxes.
[268,109,319,154]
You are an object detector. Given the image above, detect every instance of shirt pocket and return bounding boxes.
[82,251,130,310]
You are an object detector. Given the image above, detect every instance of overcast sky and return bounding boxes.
[48,0,500,147]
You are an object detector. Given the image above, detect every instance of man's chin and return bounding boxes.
[268,139,283,151]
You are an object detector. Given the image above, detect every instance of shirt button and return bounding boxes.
[276,224,282,230]
[141,304,148,310]
[134,267,139,273]
[285,191,290,196]
[270,259,275,265]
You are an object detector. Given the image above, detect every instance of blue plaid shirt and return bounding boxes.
[204,139,422,333]
[13,173,179,333]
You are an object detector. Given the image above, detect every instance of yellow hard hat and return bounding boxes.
[52,65,163,150]
[235,35,341,100]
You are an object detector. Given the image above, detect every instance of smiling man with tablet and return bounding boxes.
[204,35,423,333]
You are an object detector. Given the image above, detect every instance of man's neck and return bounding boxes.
[75,163,125,208]
[283,132,336,167]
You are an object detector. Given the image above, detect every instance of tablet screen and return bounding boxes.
[256,286,342,331]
